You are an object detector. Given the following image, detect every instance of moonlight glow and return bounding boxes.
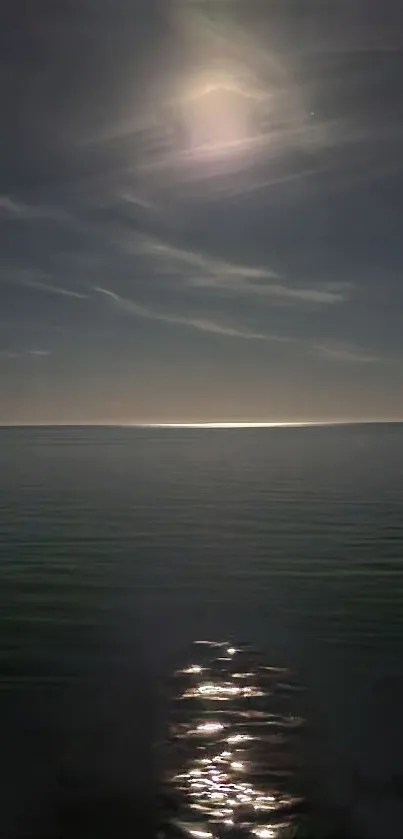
[178,72,263,159]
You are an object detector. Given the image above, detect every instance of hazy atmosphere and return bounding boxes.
[2,6,403,837]
[1,0,403,424]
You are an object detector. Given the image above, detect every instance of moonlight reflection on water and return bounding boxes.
[159,641,306,838]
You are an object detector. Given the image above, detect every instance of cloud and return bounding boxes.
[134,234,278,280]
[190,272,346,304]
[95,283,378,360]
[129,234,347,305]
[94,285,282,341]
[314,343,380,364]
[117,190,159,213]
[19,276,89,300]
[0,195,71,225]
[0,349,50,359]
[79,2,354,204]
[0,350,21,359]
[0,196,27,216]
[0,195,53,220]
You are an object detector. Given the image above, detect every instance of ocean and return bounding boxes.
[1,423,403,837]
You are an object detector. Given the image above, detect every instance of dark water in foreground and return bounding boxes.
[1,424,403,837]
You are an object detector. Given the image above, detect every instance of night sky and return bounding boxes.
[1,0,403,425]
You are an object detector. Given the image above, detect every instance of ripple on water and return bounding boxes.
[159,641,307,839]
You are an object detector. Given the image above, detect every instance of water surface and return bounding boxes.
[1,424,403,836]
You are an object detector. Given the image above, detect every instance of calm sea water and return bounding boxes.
[1,424,403,837]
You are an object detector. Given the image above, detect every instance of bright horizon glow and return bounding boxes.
[136,420,366,429]
[0,420,335,428]
[1,419,403,428]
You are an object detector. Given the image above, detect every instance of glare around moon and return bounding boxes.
[177,73,262,158]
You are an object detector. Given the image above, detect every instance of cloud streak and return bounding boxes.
[94,286,278,341]
[0,195,59,221]
[129,234,348,305]
[314,343,380,364]
[20,276,89,300]
[0,349,50,359]
[94,286,380,364]
[0,196,28,216]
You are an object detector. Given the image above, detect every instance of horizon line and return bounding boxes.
[134,419,403,429]
[1,419,403,429]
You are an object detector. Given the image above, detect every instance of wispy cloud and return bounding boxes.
[129,234,347,305]
[94,286,282,341]
[94,287,380,363]
[0,350,21,359]
[0,349,50,359]
[20,276,89,300]
[79,2,361,205]
[0,196,27,216]
[117,190,159,213]
[0,195,53,220]
[0,195,70,225]
[134,234,278,280]
[314,343,380,364]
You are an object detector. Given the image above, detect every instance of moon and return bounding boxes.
[175,72,263,159]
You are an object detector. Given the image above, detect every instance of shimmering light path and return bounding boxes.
[160,641,305,838]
